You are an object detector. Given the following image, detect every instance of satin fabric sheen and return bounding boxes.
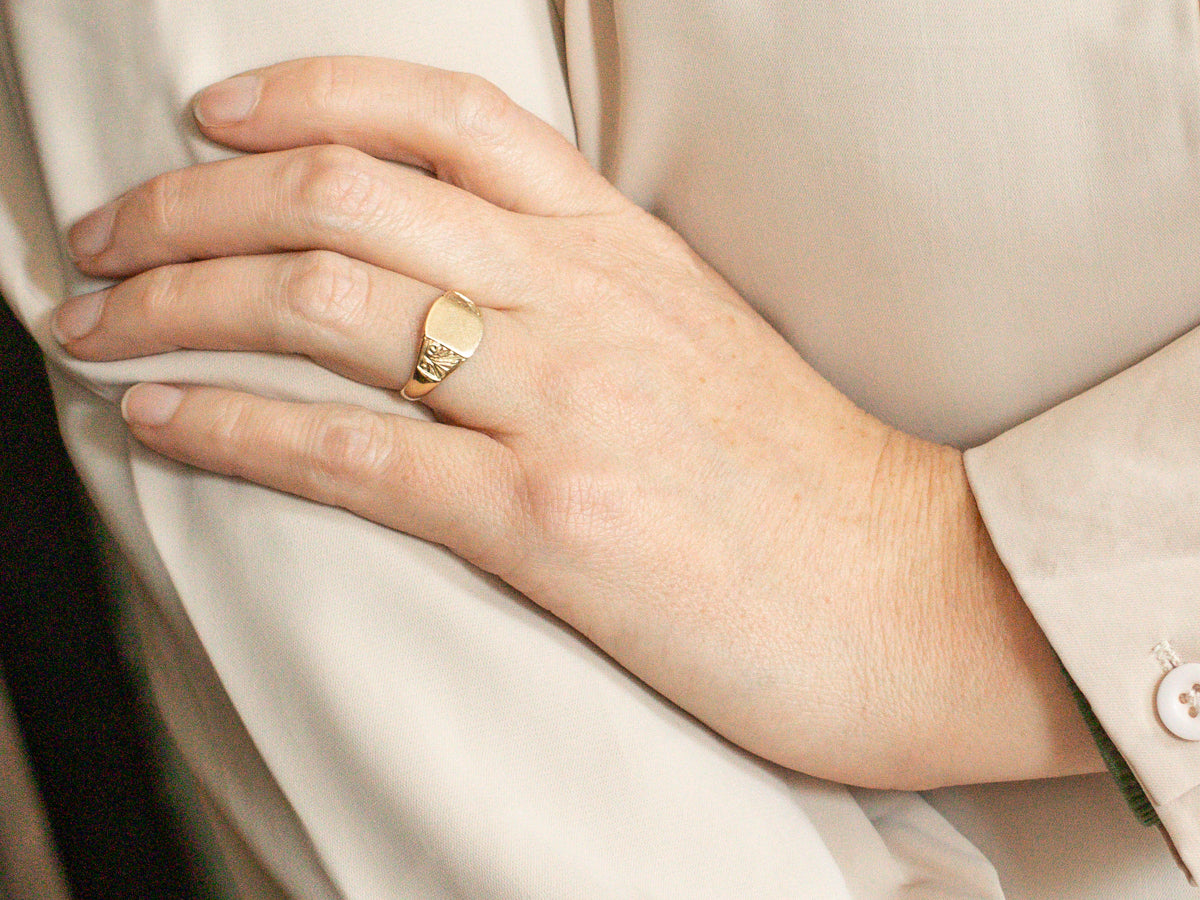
[1,0,1196,895]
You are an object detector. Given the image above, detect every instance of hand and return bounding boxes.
[59,57,1100,788]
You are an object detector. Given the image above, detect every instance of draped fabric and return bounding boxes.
[0,0,1196,895]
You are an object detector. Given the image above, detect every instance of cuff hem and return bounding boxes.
[1061,662,1160,827]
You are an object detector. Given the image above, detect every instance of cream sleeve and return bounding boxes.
[966,327,1200,883]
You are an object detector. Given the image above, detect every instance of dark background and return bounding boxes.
[0,296,205,898]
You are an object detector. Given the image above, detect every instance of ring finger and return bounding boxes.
[55,251,529,431]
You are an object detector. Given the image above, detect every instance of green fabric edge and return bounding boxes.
[1061,664,1160,827]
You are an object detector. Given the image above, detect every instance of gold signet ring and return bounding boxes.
[400,290,484,400]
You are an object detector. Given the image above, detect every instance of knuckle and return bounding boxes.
[526,338,603,418]
[306,407,397,491]
[205,396,259,475]
[282,250,371,336]
[144,170,186,238]
[291,145,392,235]
[304,56,363,114]
[520,466,626,555]
[440,71,515,144]
[134,264,183,320]
[544,220,630,310]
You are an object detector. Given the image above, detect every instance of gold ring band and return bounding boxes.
[401,290,483,401]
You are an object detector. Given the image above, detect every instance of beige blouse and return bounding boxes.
[1,0,1197,894]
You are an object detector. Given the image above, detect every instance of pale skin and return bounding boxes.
[59,57,1101,790]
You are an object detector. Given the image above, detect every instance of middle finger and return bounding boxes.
[68,145,531,307]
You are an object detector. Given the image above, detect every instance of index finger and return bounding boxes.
[192,57,621,218]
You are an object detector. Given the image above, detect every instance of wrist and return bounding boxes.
[861,432,1103,788]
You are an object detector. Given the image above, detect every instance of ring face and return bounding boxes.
[401,290,483,400]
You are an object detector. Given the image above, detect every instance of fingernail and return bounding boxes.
[122,383,184,427]
[53,290,107,343]
[194,74,261,126]
[69,201,118,260]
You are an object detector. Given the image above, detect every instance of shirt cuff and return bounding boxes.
[963,324,1200,884]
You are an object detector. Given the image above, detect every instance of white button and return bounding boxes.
[1156,662,1200,741]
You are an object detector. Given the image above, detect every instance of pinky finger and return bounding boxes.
[121,383,522,573]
